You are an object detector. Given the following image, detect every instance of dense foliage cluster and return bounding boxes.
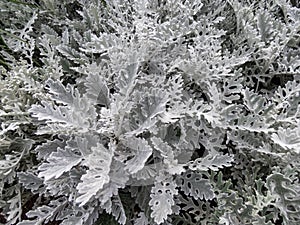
[0,0,300,224]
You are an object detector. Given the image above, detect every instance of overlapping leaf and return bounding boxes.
[76,143,114,206]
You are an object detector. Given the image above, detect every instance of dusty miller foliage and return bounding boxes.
[0,0,300,224]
